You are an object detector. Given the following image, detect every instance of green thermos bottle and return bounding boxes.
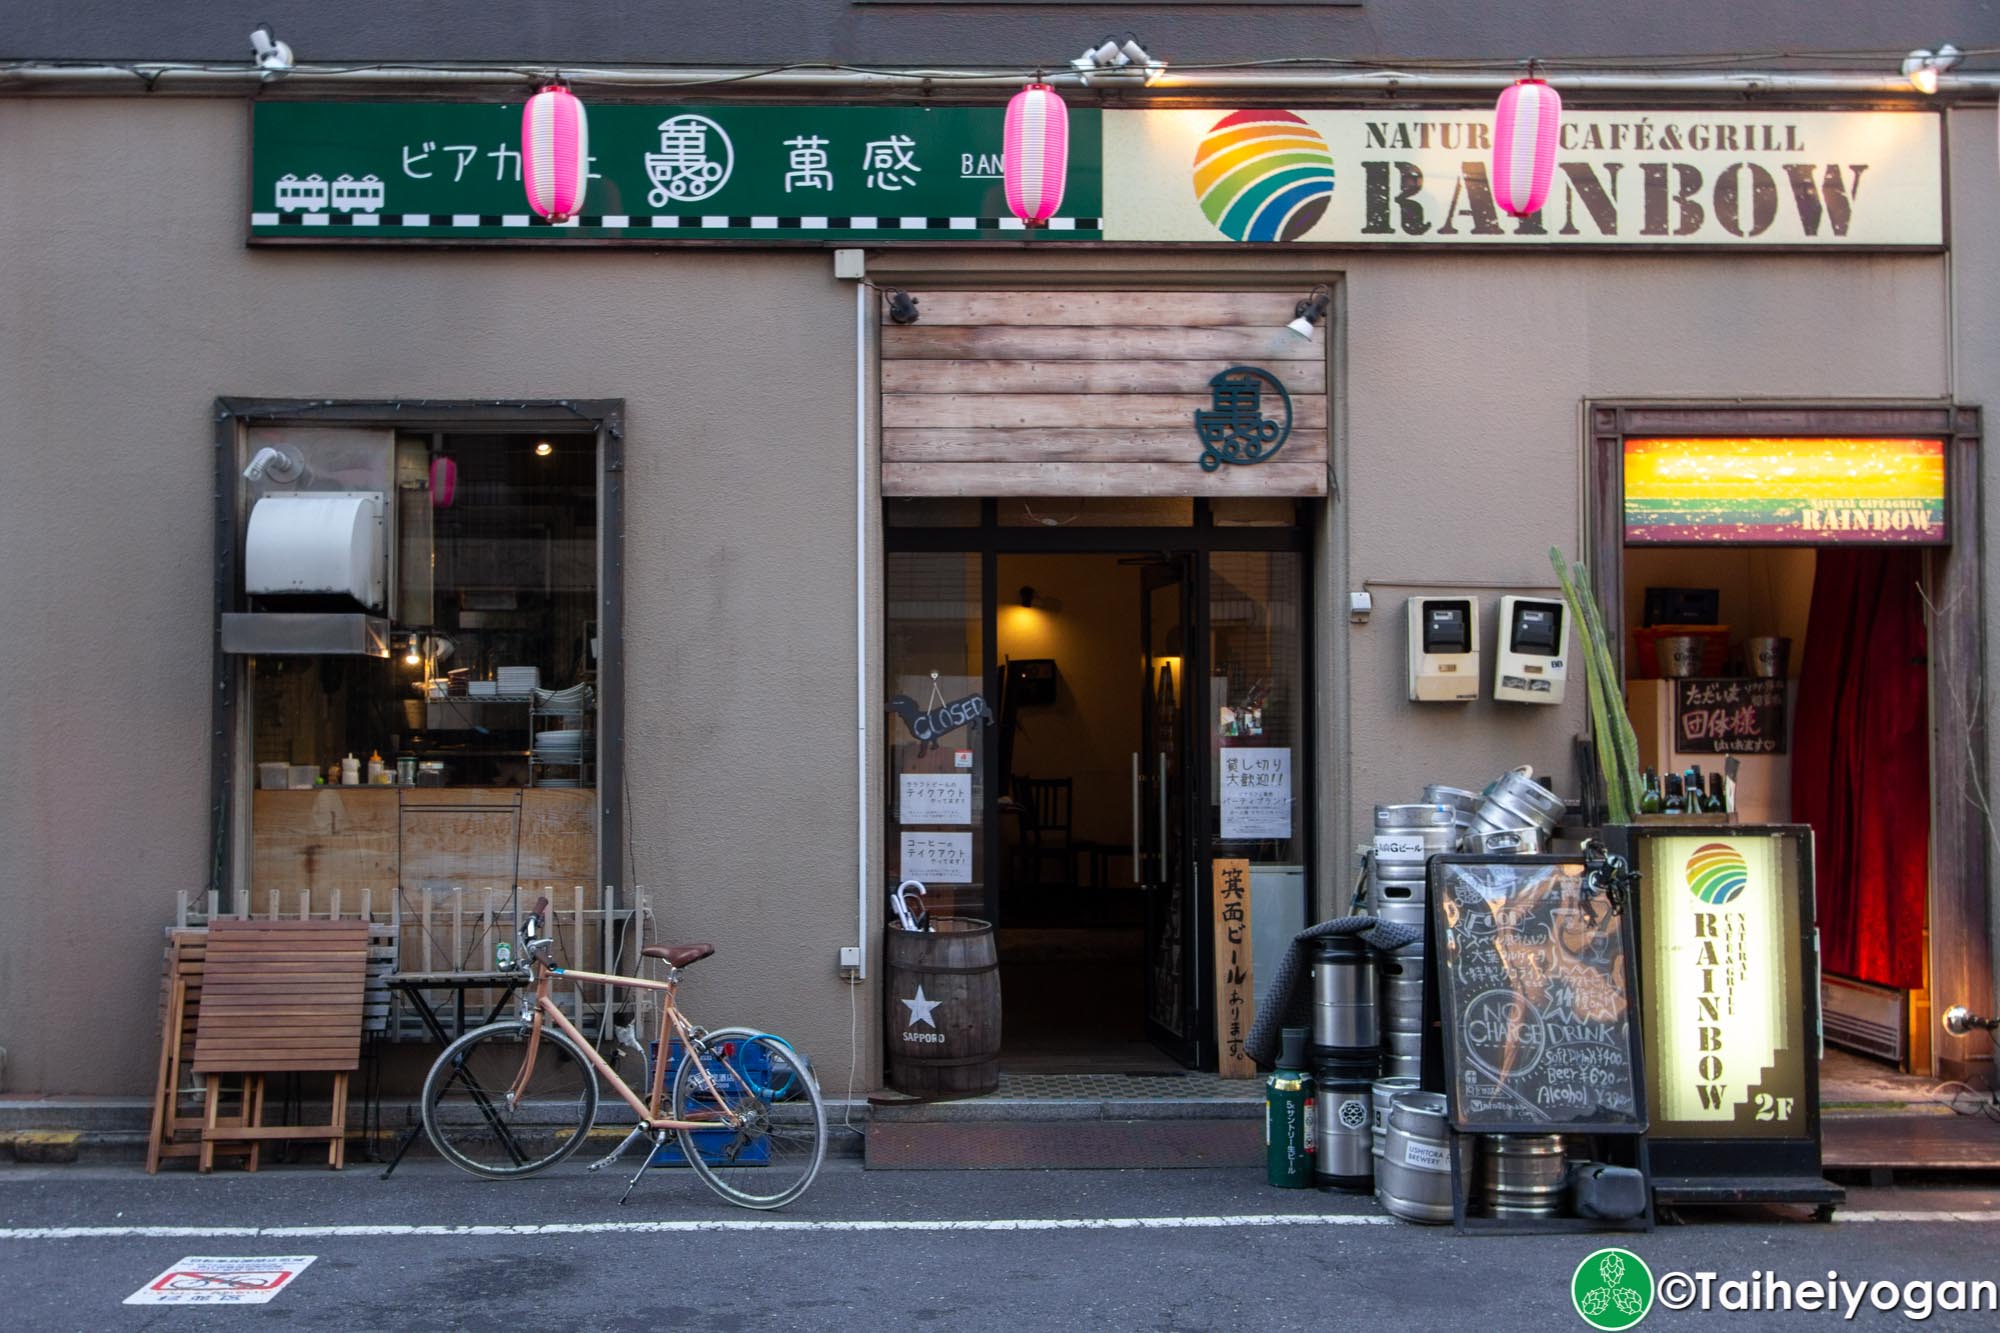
[1266,1027,1316,1188]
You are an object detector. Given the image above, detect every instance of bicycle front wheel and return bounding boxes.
[421,1020,599,1179]
[670,1032,827,1209]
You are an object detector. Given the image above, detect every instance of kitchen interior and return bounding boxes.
[226,426,600,962]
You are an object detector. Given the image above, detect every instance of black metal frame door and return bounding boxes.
[1139,554,1203,1065]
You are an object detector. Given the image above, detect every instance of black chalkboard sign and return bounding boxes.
[1673,677,1788,755]
[1430,855,1647,1133]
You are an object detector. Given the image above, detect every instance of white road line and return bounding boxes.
[0,1214,1392,1241]
[1835,1210,2000,1223]
[2,1209,1992,1242]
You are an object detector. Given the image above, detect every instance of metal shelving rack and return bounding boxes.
[528,691,595,789]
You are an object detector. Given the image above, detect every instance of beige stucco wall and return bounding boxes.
[0,96,1985,1096]
[0,99,871,1096]
[1947,104,2000,1028]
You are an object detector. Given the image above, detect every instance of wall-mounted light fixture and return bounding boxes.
[249,25,294,75]
[1287,285,1332,339]
[403,635,423,667]
[1070,36,1166,85]
[1019,585,1037,608]
[534,440,554,457]
[885,290,921,325]
[1902,44,1961,94]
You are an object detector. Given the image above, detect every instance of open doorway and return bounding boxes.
[1621,544,1935,1083]
[994,553,1183,1073]
[883,499,1313,1078]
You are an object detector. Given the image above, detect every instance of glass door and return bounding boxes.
[1139,556,1201,1064]
[1207,551,1308,1070]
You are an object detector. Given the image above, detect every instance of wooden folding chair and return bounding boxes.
[192,919,370,1171]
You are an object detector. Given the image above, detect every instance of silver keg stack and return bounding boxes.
[1360,766,1571,1222]
[1366,802,1452,1081]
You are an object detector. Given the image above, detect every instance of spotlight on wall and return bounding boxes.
[1019,585,1036,608]
[885,290,921,325]
[534,440,554,457]
[1901,44,1961,95]
[1287,285,1333,339]
[249,25,295,75]
[403,636,422,667]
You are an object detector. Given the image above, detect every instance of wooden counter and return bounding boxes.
[251,787,596,918]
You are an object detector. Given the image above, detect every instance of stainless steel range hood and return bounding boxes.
[221,611,392,657]
[222,427,408,657]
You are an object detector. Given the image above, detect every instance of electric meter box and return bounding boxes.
[1494,595,1569,705]
[1406,596,1480,702]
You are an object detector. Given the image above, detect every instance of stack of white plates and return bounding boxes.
[533,683,594,712]
[534,729,587,762]
[497,665,540,694]
[468,680,499,697]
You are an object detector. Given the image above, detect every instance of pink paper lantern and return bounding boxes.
[430,456,456,508]
[1492,78,1561,217]
[1003,83,1068,227]
[522,85,590,222]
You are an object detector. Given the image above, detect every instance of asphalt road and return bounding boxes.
[1,1157,1997,1330]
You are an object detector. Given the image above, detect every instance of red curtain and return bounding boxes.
[1790,549,1929,988]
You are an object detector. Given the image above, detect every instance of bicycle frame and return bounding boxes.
[508,956,744,1134]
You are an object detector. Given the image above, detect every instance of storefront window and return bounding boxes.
[885,553,988,919]
[249,431,598,788]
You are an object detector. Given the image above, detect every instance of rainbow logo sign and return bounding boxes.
[1685,842,1750,907]
[1192,110,1335,242]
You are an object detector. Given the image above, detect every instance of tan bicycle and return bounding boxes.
[419,896,827,1209]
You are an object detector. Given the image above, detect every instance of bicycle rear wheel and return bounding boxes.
[421,1020,599,1179]
[669,1032,827,1209]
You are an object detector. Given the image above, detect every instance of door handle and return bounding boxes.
[1156,752,1168,871]
[1130,751,1142,884]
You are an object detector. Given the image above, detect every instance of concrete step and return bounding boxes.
[866,1118,1261,1170]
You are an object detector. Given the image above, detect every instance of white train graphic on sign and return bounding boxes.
[274,173,386,213]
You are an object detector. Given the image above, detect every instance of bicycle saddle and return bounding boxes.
[642,943,715,967]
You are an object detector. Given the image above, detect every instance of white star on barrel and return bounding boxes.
[900,986,941,1028]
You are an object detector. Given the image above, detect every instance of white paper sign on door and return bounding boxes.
[1221,748,1292,841]
[900,772,972,825]
[900,831,973,883]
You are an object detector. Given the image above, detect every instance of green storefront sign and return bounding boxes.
[250,102,1103,242]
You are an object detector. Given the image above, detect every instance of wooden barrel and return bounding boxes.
[884,917,1001,1098]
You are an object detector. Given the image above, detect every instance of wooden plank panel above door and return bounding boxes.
[882,325,1323,363]
[894,290,1306,328]
[881,358,1325,396]
[883,393,1328,431]
[878,289,1332,498]
[883,460,1328,498]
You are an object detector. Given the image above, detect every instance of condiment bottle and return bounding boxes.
[341,753,360,786]
[367,750,386,784]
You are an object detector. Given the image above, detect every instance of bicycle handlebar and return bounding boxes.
[520,895,555,968]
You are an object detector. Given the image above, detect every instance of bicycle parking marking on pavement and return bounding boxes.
[123,1256,316,1305]
[6,1209,1998,1241]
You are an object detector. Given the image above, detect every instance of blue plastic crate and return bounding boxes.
[647,1037,779,1168]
